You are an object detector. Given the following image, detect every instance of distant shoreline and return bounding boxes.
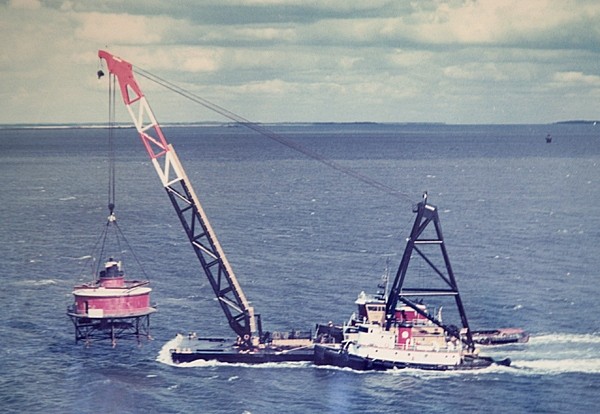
[554,120,599,125]
[1,120,598,130]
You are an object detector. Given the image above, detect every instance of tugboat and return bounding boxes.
[314,194,511,371]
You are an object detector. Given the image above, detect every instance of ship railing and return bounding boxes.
[395,342,459,353]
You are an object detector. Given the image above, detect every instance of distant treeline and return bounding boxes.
[555,120,599,125]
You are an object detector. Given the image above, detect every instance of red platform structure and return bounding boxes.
[67,249,156,346]
[67,241,156,346]
[67,206,156,345]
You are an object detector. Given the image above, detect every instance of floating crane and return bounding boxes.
[97,50,313,361]
[95,51,517,366]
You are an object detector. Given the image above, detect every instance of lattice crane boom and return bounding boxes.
[98,50,257,344]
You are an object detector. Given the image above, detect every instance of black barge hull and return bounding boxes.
[170,337,314,364]
[171,350,314,364]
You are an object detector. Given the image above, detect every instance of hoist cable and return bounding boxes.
[133,66,416,206]
[108,74,116,213]
[102,73,151,281]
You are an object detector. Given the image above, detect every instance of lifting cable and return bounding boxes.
[133,66,416,206]
[108,73,116,214]
[95,73,150,282]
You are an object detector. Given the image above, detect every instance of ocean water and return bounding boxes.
[1,123,599,413]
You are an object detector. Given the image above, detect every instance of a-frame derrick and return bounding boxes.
[385,194,475,351]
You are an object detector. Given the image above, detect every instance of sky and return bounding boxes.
[1,0,600,124]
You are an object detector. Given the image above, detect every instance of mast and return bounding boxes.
[384,193,475,351]
[97,50,257,345]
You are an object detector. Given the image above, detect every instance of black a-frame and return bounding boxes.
[384,193,475,351]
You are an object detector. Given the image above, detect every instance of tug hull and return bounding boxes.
[314,344,508,371]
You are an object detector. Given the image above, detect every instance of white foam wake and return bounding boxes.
[512,358,600,374]
[529,332,600,345]
[485,332,600,375]
[155,334,181,366]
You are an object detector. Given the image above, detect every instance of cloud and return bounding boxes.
[444,63,511,82]
[122,47,224,72]
[75,12,167,44]
[8,0,41,10]
[230,27,297,42]
[237,78,291,94]
[2,0,600,123]
[553,71,600,86]
[387,49,433,68]
[0,3,73,69]
[290,0,600,50]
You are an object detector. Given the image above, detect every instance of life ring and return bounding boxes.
[243,334,250,341]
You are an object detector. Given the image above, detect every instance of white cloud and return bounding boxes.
[215,0,391,12]
[358,0,600,47]
[237,78,291,94]
[0,3,74,69]
[74,12,167,44]
[444,63,509,82]
[338,56,362,70]
[8,0,41,10]
[388,49,433,68]
[108,46,224,74]
[553,71,600,86]
[1,0,600,123]
[233,27,297,42]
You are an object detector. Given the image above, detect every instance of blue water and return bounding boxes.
[1,123,599,413]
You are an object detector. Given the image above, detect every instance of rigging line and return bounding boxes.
[113,220,151,281]
[96,219,111,278]
[133,66,416,205]
[76,225,106,281]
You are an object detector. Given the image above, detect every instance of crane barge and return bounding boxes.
[97,51,516,368]
[97,50,314,362]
